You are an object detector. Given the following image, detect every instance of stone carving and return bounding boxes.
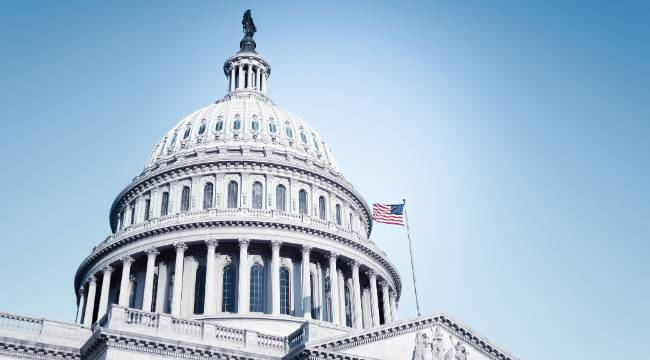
[413,328,468,360]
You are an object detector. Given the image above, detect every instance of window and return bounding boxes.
[275,184,286,211]
[183,127,191,140]
[198,123,206,135]
[269,122,277,134]
[310,273,318,319]
[203,183,214,209]
[144,199,151,221]
[313,138,320,151]
[151,274,158,312]
[215,120,224,131]
[335,204,342,225]
[300,132,308,144]
[130,203,136,225]
[222,264,236,312]
[252,119,259,131]
[318,196,326,220]
[280,267,290,315]
[194,265,206,314]
[227,181,238,208]
[118,209,125,230]
[250,264,264,312]
[180,186,191,212]
[161,192,170,216]
[129,277,138,309]
[345,286,353,327]
[252,181,263,209]
[285,126,293,139]
[349,213,353,230]
[299,189,308,215]
[324,276,332,322]
[233,118,241,130]
[169,133,177,147]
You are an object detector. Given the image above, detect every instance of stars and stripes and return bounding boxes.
[372,203,405,226]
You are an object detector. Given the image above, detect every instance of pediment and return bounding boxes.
[305,313,518,360]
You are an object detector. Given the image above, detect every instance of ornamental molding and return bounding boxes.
[74,218,401,300]
[108,157,373,236]
[308,313,519,360]
[0,337,81,360]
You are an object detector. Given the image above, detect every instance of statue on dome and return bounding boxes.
[242,9,256,38]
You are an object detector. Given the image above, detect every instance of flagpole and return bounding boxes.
[403,198,421,317]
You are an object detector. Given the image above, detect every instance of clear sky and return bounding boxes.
[0,1,648,359]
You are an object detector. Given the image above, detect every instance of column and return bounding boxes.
[204,239,218,314]
[247,64,253,89]
[301,245,312,319]
[118,256,135,307]
[367,270,380,327]
[237,238,250,313]
[255,66,261,90]
[329,252,340,325]
[350,261,363,329]
[261,69,266,93]
[238,64,244,89]
[142,248,159,312]
[390,290,398,321]
[83,276,97,326]
[337,270,346,326]
[230,66,236,91]
[171,242,187,316]
[97,265,114,319]
[380,281,392,324]
[75,287,86,324]
[271,240,282,315]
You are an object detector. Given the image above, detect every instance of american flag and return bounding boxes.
[372,203,405,226]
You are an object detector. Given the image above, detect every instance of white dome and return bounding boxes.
[145,92,338,172]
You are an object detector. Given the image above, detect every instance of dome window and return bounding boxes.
[300,132,308,144]
[233,118,241,130]
[313,138,320,151]
[285,127,293,139]
[169,133,177,147]
[198,123,206,135]
[183,127,192,140]
[215,120,224,132]
[252,119,260,131]
[269,123,277,134]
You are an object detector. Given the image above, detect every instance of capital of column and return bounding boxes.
[145,248,160,258]
[101,265,114,275]
[78,286,85,295]
[121,256,135,266]
[348,259,360,270]
[301,245,312,255]
[389,291,397,299]
[271,240,282,251]
[329,251,339,261]
[88,275,97,285]
[378,280,388,288]
[238,238,250,248]
[205,239,219,248]
[174,242,188,252]
[365,269,377,280]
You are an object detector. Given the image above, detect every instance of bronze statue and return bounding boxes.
[242,9,256,38]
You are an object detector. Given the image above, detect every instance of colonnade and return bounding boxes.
[77,239,398,330]
[228,61,267,93]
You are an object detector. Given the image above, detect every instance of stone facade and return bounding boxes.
[0,12,517,360]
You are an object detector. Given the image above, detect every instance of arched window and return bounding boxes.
[169,133,177,147]
[285,126,293,139]
[269,122,277,134]
[349,213,353,230]
[300,132,308,144]
[280,267,290,315]
[318,196,326,220]
[227,181,238,208]
[335,204,342,225]
[250,264,264,312]
[128,276,138,309]
[233,118,241,130]
[161,192,170,216]
[215,120,224,132]
[313,138,320,151]
[299,189,308,215]
[252,181,263,209]
[144,198,151,221]
[310,273,318,319]
[194,265,206,314]
[276,184,286,211]
[203,183,214,209]
[198,123,206,135]
[129,203,136,225]
[183,126,192,140]
[222,264,236,312]
[251,119,260,131]
[180,186,191,212]
[345,285,353,327]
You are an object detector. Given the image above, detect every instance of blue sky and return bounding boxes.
[0,1,648,359]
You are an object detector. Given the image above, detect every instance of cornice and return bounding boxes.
[0,336,81,360]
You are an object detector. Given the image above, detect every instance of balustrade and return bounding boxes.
[0,312,43,334]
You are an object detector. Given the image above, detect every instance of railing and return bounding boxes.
[257,332,286,351]
[125,308,158,328]
[287,322,309,351]
[214,324,245,344]
[171,318,203,337]
[0,312,43,334]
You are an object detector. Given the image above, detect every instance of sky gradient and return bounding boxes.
[0,1,648,359]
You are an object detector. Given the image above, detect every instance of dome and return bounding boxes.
[144,93,339,172]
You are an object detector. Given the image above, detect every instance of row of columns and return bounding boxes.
[229,63,267,93]
[77,239,398,329]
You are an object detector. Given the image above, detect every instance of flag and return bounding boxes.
[372,203,405,226]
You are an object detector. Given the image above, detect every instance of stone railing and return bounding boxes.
[0,312,43,334]
[105,305,308,355]
[97,208,382,256]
